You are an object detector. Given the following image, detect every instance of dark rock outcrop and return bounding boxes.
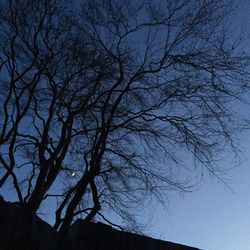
[0,197,200,250]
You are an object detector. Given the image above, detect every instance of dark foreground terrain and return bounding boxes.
[0,197,200,250]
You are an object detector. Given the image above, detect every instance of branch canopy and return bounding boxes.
[0,0,248,233]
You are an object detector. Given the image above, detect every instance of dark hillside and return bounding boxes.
[0,197,200,250]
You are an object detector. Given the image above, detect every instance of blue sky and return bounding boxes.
[150,154,250,250]
[1,1,250,250]
[145,2,250,249]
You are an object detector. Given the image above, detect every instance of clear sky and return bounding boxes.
[150,151,250,250]
[43,2,250,250]
[146,2,250,249]
[1,1,250,250]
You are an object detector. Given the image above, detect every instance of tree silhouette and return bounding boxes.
[0,0,248,234]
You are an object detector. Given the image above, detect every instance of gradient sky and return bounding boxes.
[150,148,250,250]
[1,2,250,250]
[146,2,250,249]
[43,2,250,249]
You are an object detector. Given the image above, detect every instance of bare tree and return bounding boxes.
[0,0,248,235]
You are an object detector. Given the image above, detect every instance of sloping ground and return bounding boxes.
[0,197,60,250]
[69,220,200,250]
[0,197,200,250]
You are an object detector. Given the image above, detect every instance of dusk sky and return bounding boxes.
[151,147,250,250]
[147,2,250,249]
[2,1,250,250]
